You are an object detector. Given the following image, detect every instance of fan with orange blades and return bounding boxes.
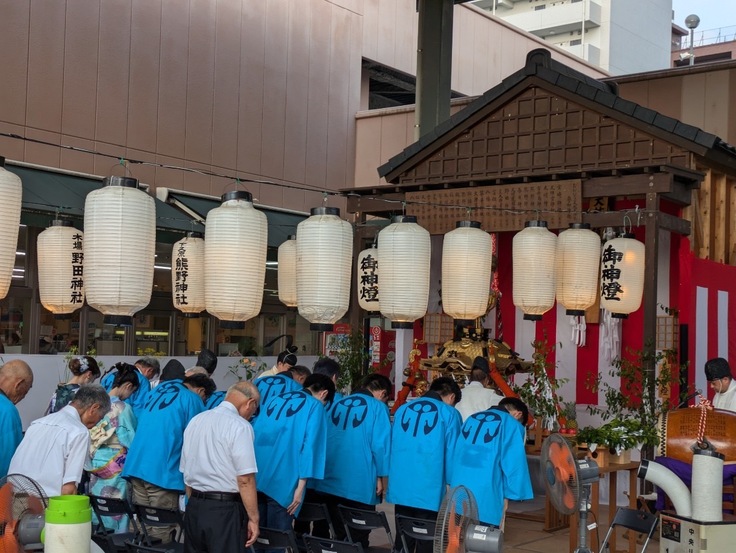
[541,433,599,553]
[0,474,47,553]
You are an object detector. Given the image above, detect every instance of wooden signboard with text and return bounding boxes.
[405,179,582,234]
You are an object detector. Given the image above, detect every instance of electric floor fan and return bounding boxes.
[0,474,47,552]
[541,433,600,553]
[434,486,503,553]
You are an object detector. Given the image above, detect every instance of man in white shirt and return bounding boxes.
[9,384,110,496]
[455,356,504,422]
[705,357,736,412]
[181,381,260,553]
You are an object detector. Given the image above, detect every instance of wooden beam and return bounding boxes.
[714,172,728,264]
[583,173,672,198]
[583,209,690,235]
[659,212,691,236]
[642,192,660,455]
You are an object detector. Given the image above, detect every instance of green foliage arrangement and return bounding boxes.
[512,338,568,431]
[228,356,268,381]
[333,329,373,392]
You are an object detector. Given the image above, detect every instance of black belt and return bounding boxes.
[191,489,240,502]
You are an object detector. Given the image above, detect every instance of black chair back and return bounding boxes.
[302,535,365,553]
[253,527,301,553]
[395,514,436,553]
[337,505,394,547]
[133,504,185,547]
[88,494,141,552]
[295,502,336,539]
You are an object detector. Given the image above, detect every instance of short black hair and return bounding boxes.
[288,365,311,380]
[498,397,529,427]
[360,373,392,395]
[183,373,217,400]
[196,349,218,375]
[304,373,336,404]
[313,358,340,379]
[429,376,462,405]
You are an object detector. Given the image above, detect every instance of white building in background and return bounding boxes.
[472,0,673,75]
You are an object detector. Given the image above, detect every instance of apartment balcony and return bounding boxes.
[503,0,602,38]
[560,42,601,66]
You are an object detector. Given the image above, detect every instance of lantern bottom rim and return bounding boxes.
[220,321,246,330]
[53,314,73,320]
[182,312,201,318]
[565,309,585,316]
[453,318,476,325]
[611,313,629,319]
[391,321,414,329]
[522,314,543,321]
[310,323,334,332]
[104,315,133,327]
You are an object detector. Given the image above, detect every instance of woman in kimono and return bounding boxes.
[47,355,101,414]
[86,362,140,533]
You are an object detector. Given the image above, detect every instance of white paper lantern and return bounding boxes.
[600,233,645,319]
[0,158,22,300]
[278,235,297,307]
[442,221,492,321]
[205,191,268,325]
[172,232,205,317]
[357,246,380,312]
[555,223,601,315]
[84,176,155,326]
[37,221,84,318]
[378,215,431,329]
[513,220,557,321]
[296,207,353,331]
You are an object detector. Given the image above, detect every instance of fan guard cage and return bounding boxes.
[0,474,48,553]
[434,485,479,553]
[541,433,582,516]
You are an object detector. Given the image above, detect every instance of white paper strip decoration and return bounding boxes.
[512,220,557,321]
[277,235,297,308]
[0,158,22,299]
[37,221,84,317]
[378,215,431,329]
[172,232,205,317]
[84,176,155,326]
[297,207,353,331]
[600,233,645,319]
[442,221,492,321]
[357,246,380,312]
[555,223,601,315]
[205,191,268,324]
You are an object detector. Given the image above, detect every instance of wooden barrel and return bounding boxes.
[657,408,736,464]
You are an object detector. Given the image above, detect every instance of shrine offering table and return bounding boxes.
[569,461,639,553]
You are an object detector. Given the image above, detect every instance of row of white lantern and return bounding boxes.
[513,220,645,320]
[0,158,22,300]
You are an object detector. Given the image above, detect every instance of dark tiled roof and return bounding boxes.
[378,48,736,180]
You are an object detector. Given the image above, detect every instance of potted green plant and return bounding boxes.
[333,328,373,393]
[579,343,686,461]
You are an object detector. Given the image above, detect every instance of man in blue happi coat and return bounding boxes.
[255,367,303,412]
[388,377,462,553]
[448,399,532,528]
[0,360,33,478]
[313,373,392,548]
[253,373,335,535]
[100,357,160,417]
[122,373,214,542]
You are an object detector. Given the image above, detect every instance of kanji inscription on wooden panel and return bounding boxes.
[405,180,582,234]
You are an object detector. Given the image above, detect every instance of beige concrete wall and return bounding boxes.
[611,63,736,147]
[0,0,605,210]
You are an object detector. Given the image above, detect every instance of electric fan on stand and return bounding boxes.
[541,433,600,553]
[433,486,503,553]
[0,474,47,552]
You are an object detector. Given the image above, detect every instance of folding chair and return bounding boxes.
[296,502,336,539]
[252,526,301,553]
[337,505,394,548]
[598,507,659,553]
[133,504,185,552]
[88,494,142,553]
[302,535,365,553]
[395,515,436,553]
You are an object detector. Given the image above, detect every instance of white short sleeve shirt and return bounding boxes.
[181,401,257,493]
[8,405,90,497]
